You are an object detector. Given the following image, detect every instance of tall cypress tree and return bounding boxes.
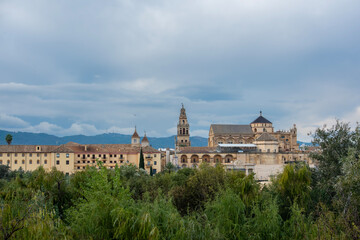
[139,147,145,169]
[150,166,153,176]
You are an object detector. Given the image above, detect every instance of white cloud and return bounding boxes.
[0,113,29,128]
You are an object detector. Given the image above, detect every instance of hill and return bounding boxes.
[0,130,309,149]
[0,130,208,149]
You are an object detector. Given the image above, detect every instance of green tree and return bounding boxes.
[5,134,12,145]
[139,148,145,170]
[150,166,153,176]
[311,121,357,206]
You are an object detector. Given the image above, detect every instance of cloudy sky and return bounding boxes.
[0,0,359,141]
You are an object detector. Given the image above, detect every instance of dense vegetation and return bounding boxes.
[0,121,359,239]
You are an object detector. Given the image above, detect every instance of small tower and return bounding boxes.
[131,127,141,147]
[176,104,191,148]
[250,111,274,134]
[141,132,150,147]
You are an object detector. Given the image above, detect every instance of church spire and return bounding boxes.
[176,104,190,148]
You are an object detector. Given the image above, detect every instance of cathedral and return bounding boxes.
[176,105,299,153]
[173,105,309,182]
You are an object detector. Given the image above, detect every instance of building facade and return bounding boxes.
[208,111,299,152]
[0,129,161,175]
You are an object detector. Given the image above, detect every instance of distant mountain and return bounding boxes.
[0,130,208,149]
[0,130,310,149]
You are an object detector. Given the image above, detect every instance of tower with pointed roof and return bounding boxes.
[141,132,150,147]
[131,127,141,147]
[250,111,274,135]
[176,104,191,148]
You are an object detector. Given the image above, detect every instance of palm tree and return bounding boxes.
[5,134,12,145]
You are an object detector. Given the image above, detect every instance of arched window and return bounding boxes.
[186,129,188,134]
[179,129,182,134]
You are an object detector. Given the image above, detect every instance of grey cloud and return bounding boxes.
[0,0,359,140]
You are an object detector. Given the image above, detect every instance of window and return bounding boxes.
[77,161,80,163]
[110,161,113,163]
[92,160,95,163]
[185,140,187,142]
[154,154,156,157]
[56,160,60,165]
[65,172,69,176]
[77,166,80,169]
[29,153,32,157]
[29,160,32,164]
[15,153,17,157]
[103,161,107,164]
[286,139,289,142]
[267,149,270,153]
[22,153,25,157]
[87,161,90,163]
[99,154,101,157]
[92,154,95,159]
[110,154,112,157]
[218,142,223,144]
[83,166,85,169]
[228,141,233,144]
[37,160,40,164]
[7,160,10,165]
[44,160,47,164]
[83,161,86,164]
[44,153,47,157]
[56,153,60,158]
[134,139,137,143]
[66,153,69,158]
[181,140,183,143]
[66,160,69,165]
[7,153,10,157]
[15,160,17,164]
[263,128,266,132]
[0,153,2,157]
[37,146,40,151]
[0,160,2,164]
[78,154,80,157]
[87,154,90,157]
[22,160,25,164]
[154,161,157,165]
[114,161,116,163]
[147,161,150,165]
[120,154,123,159]
[152,169,157,174]
[37,153,40,157]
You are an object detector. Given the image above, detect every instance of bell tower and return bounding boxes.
[176,104,191,148]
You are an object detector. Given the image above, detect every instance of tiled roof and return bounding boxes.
[0,145,58,153]
[255,132,278,141]
[210,124,253,135]
[0,143,160,154]
[251,116,272,124]
[132,130,140,138]
[142,135,149,142]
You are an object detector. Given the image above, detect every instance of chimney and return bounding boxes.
[84,145,87,151]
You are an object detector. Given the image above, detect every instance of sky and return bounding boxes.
[0,0,359,142]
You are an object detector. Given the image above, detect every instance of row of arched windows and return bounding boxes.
[179,128,189,135]
[180,154,234,164]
